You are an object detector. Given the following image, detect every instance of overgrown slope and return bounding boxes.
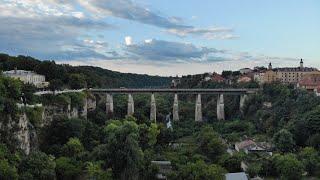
[0,53,172,89]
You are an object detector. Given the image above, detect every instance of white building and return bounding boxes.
[253,72,265,84]
[254,60,319,84]
[3,69,49,88]
[239,68,253,75]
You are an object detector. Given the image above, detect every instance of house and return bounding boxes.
[315,88,320,97]
[225,172,248,180]
[263,102,272,108]
[3,69,49,88]
[171,78,180,88]
[211,72,225,83]
[235,140,272,154]
[297,71,320,92]
[237,75,252,83]
[239,68,253,75]
[235,140,256,153]
[253,71,265,84]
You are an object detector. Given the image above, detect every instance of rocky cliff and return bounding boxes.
[0,94,96,155]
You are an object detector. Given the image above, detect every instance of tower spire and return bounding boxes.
[268,62,272,70]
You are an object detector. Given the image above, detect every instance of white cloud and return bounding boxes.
[125,36,133,46]
[166,27,237,40]
[144,39,153,43]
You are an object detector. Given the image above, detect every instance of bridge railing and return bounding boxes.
[87,88,260,95]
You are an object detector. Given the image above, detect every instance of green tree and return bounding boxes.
[305,106,320,135]
[299,147,320,176]
[62,137,84,157]
[68,73,87,89]
[174,160,226,180]
[308,133,320,150]
[273,154,304,180]
[85,162,113,180]
[196,126,226,161]
[219,153,244,173]
[0,144,19,180]
[21,83,37,104]
[247,162,262,178]
[273,129,295,152]
[18,151,56,180]
[49,79,64,91]
[92,120,144,179]
[55,157,81,180]
[0,159,18,180]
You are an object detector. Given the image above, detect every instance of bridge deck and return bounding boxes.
[88,88,260,94]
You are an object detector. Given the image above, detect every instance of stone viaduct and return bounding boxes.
[88,88,259,122]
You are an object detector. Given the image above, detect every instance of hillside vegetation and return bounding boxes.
[0,55,320,179]
[0,53,171,89]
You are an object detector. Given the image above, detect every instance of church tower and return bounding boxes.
[268,62,272,70]
[300,59,304,69]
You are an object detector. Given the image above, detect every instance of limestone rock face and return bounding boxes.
[70,107,79,118]
[0,114,32,155]
[81,98,88,119]
[87,96,97,111]
[14,114,31,155]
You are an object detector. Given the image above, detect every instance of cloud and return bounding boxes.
[78,0,236,39]
[166,27,238,39]
[0,1,115,60]
[0,0,238,63]
[124,39,224,62]
[78,0,191,29]
[125,36,133,46]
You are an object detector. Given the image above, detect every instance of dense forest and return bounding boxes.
[0,53,171,89]
[0,55,320,179]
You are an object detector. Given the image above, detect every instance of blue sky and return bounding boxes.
[0,0,319,75]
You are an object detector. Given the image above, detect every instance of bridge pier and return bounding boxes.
[127,94,134,116]
[150,93,156,122]
[195,94,202,122]
[240,94,248,112]
[106,93,114,115]
[217,94,225,120]
[173,94,179,121]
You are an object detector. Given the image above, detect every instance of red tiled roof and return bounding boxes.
[299,74,320,86]
[235,140,255,149]
[212,73,225,82]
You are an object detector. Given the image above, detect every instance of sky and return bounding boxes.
[0,0,319,76]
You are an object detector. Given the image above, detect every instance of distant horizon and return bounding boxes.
[0,0,319,75]
[2,52,319,77]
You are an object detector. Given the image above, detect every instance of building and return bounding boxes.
[211,72,225,83]
[239,68,253,75]
[235,139,272,154]
[237,75,252,83]
[225,172,248,180]
[3,69,49,88]
[253,71,265,84]
[255,59,319,84]
[297,71,320,92]
[171,76,181,88]
[315,88,320,96]
[235,140,256,153]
